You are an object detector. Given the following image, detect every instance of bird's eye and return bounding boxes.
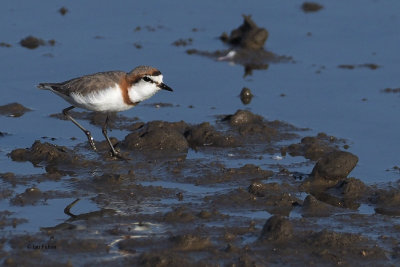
[142,76,152,82]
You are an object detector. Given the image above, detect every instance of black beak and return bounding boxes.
[158,82,173,92]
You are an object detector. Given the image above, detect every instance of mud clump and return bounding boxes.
[10,187,42,206]
[0,102,31,117]
[301,2,323,13]
[302,195,335,217]
[185,122,239,148]
[225,109,263,127]
[307,178,368,210]
[338,177,368,200]
[122,121,189,153]
[0,211,27,228]
[310,151,358,182]
[371,188,400,216]
[259,215,293,242]
[305,230,387,263]
[172,38,193,47]
[282,134,339,161]
[220,15,268,50]
[169,234,212,251]
[223,110,297,142]
[136,252,191,266]
[189,164,273,185]
[248,182,299,215]
[20,36,46,49]
[163,207,195,223]
[9,141,81,166]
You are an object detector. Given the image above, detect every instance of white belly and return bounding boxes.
[69,85,133,112]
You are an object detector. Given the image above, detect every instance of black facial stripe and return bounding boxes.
[142,76,155,83]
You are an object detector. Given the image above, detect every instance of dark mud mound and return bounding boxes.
[9,140,84,167]
[122,121,189,153]
[121,109,299,155]
[300,151,366,210]
[282,133,347,160]
[371,187,400,216]
[303,230,387,263]
[310,151,358,182]
[223,109,299,143]
[184,122,239,149]
[0,102,31,117]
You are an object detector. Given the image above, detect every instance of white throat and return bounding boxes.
[127,75,163,103]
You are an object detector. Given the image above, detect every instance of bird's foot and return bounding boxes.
[109,147,131,161]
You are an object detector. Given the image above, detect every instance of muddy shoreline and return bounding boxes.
[1,108,399,266]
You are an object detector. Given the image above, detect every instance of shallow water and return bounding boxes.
[1,0,400,265]
[1,0,399,184]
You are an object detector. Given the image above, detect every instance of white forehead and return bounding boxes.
[150,74,163,83]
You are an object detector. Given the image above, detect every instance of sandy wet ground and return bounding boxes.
[1,1,400,266]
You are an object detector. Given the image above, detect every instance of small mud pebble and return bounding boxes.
[58,7,68,15]
[382,87,400,93]
[240,87,253,105]
[133,42,142,49]
[0,42,12,48]
[172,38,193,47]
[302,2,323,12]
[338,63,380,70]
[20,36,46,49]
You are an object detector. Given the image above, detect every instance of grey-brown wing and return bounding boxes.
[50,71,126,96]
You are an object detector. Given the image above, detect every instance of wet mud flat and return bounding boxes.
[1,108,400,266]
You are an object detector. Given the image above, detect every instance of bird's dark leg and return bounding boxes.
[102,114,122,158]
[62,106,97,150]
